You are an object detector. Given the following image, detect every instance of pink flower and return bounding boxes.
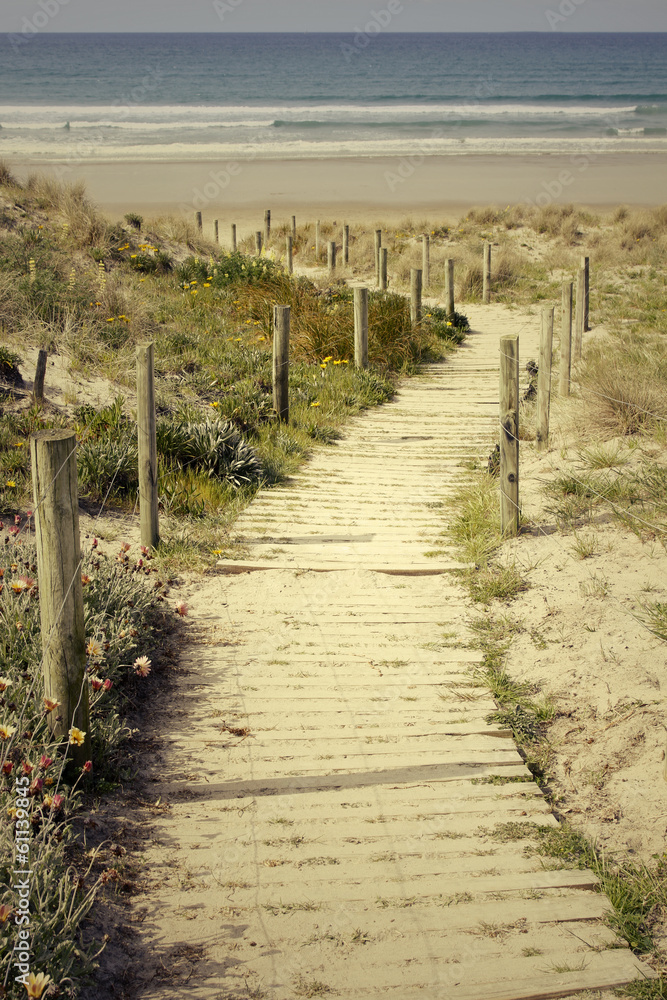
[140,545,149,556]
[22,761,34,775]
[82,760,92,774]
[2,761,13,775]
[8,527,19,537]
[51,794,64,811]
[92,538,98,549]
[29,777,44,794]
[14,515,21,525]
[39,755,53,770]
[175,603,188,617]
[90,676,103,691]
[103,679,113,691]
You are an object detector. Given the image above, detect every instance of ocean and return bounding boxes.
[0,32,666,162]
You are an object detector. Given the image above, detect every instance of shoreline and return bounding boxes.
[6,153,666,228]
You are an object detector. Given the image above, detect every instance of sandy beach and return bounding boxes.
[8,153,667,232]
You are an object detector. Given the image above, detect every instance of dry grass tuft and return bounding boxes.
[578,335,667,436]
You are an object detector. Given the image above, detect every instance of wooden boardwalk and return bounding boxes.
[128,306,653,999]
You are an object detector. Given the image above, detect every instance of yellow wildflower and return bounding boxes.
[68,727,86,746]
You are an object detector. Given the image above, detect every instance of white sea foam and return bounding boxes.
[3,134,667,162]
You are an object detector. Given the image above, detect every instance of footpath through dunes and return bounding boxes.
[112,305,654,1000]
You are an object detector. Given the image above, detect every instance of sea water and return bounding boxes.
[0,32,666,162]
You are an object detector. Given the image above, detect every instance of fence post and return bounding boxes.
[445,258,455,316]
[374,229,382,286]
[195,211,202,232]
[264,209,271,246]
[559,281,573,397]
[379,248,388,291]
[255,231,263,256]
[292,215,297,242]
[483,241,492,304]
[343,224,350,264]
[410,268,422,326]
[328,240,336,275]
[231,224,237,252]
[422,234,430,289]
[354,287,369,369]
[536,308,554,452]
[500,334,519,536]
[273,305,290,423]
[286,235,293,274]
[315,220,321,260]
[30,430,91,766]
[136,343,159,550]
[581,254,590,331]
[574,267,585,361]
[214,220,219,243]
[33,348,48,406]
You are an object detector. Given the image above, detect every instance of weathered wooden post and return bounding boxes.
[445,258,455,316]
[574,267,585,361]
[286,235,293,274]
[559,281,573,397]
[214,219,219,243]
[374,229,382,286]
[410,268,422,326]
[315,220,321,260]
[231,224,237,252]
[255,231,263,256]
[422,234,430,288]
[264,209,271,246]
[343,224,350,264]
[354,287,369,369]
[536,307,554,452]
[581,254,590,331]
[328,240,336,275]
[379,248,388,291]
[483,242,492,304]
[291,215,297,242]
[500,334,519,536]
[30,430,91,766]
[273,305,290,423]
[136,343,159,550]
[195,211,202,232]
[33,348,48,406]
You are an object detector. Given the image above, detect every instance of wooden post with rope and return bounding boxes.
[136,342,159,550]
[410,269,422,327]
[30,430,91,766]
[375,229,382,286]
[343,224,350,264]
[500,334,519,536]
[536,307,554,452]
[574,267,585,361]
[214,220,219,243]
[380,248,388,291]
[273,306,290,423]
[445,259,455,316]
[328,240,336,275]
[581,255,590,331]
[195,211,202,232]
[231,224,237,252]
[33,349,48,406]
[483,242,492,304]
[560,281,573,397]
[354,287,369,369]
[286,235,293,274]
[264,209,271,246]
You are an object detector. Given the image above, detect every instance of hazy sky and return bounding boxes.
[0,0,665,34]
